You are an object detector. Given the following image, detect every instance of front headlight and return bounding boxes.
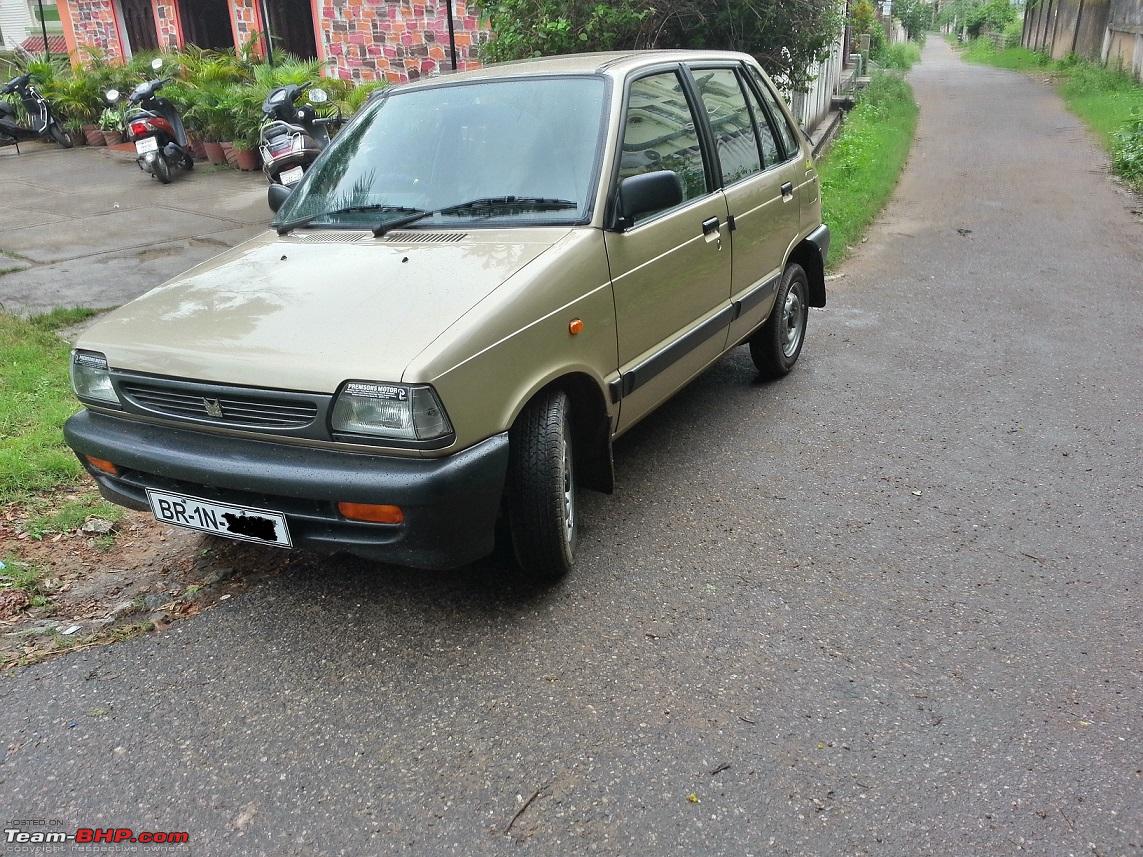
[69,350,120,406]
[330,381,452,442]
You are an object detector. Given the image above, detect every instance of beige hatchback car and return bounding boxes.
[65,50,829,581]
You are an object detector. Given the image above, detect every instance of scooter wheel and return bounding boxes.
[49,123,73,148]
[153,156,172,184]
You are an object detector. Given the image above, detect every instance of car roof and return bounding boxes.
[395,49,757,88]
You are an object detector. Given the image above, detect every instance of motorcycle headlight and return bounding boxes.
[330,382,452,442]
[70,350,120,406]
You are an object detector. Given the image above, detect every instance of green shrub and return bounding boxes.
[878,42,921,70]
[1111,111,1143,188]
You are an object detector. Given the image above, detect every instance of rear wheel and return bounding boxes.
[506,389,576,582]
[749,263,809,379]
[49,123,73,148]
[153,155,172,184]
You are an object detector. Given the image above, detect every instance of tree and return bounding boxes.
[476,0,846,89]
[892,0,935,39]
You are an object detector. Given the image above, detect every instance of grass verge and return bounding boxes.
[819,72,920,267]
[961,41,1143,191]
[0,309,101,503]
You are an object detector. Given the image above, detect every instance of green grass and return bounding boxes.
[30,306,103,333]
[962,41,1143,190]
[877,42,922,71]
[819,72,920,267]
[0,312,87,503]
[0,556,50,605]
[24,496,124,540]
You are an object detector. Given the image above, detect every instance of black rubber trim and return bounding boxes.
[618,305,735,399]
[806,223,831,261]
[732,274,781,320]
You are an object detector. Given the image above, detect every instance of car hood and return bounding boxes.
[78,228,568,393]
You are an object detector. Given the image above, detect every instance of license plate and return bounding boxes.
[280,165,304,186]
[135,136,159,154]
[146,489,292,548]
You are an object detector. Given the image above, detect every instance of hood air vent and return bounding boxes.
[286,231,372,243]
[384,232,467,244]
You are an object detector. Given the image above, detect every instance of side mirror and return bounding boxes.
[615,170,683,229]
[151,57,164,71]
[307,87,328,104]
[105,89,120,103]
[267,182,293,213]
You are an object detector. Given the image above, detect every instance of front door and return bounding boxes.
[605,68,733,434]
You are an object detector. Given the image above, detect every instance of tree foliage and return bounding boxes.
[476,0,846,89]
[891,0,935,40]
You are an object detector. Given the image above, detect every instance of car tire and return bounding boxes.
[153,156,172,184]
[506,389,576,582]
[749,262,809,379]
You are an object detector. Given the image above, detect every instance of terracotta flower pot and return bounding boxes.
[232,146,261,172]
[85,128,105,146]
[220,141,236,166]
[70,130,87,146]
[203,141,227,165]
[103,130,124,146]
[188,137,207,160]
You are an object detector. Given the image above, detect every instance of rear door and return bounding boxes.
[688,63,799,346]
[605,67,733,434]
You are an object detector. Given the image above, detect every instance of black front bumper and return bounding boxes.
[64,411,510,569]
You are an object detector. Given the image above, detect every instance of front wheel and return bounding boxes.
[153,155,172,184]
[506,389,577,582]
[749,263,809,379]
[49,123,73,148]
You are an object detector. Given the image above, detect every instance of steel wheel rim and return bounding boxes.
[561,422,575,545]
[782,283,805,358]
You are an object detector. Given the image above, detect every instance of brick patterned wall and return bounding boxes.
[152,0,181,50]
[66,0,123,61]
[320,0,488,83]
[230,0,263,53]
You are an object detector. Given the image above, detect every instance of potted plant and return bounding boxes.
[99,107,124,146]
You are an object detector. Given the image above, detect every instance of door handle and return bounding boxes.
[780,182,795,200]
[701,216,720,236]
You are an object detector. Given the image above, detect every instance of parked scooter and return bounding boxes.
[258,84,340,186]
[0,70,73,151]
[108,58,193,184]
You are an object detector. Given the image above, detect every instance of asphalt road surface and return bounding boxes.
[2,39,1141,857]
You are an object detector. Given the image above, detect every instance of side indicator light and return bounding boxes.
[85,456,119,476]
[338,502,404,524]
[569,318,585,336]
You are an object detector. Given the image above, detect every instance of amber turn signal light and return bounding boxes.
[337,502,404,524]
[568,318,585,336]
[85,455,119,476]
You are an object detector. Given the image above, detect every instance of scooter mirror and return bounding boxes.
[267,183,293,213]
[105,89,120,103]
[151,57,164,71]
[308,87,329,104]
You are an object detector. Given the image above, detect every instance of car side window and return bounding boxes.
[619,71,710,221]
[691,68,761,185]
[747,67,801,162]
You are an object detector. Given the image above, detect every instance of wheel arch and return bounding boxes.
[787,232,828,308]
[510,372,614,494]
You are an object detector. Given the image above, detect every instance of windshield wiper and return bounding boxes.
[436,196,579,217]
[275,204,427,235]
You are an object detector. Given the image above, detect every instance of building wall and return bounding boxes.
[68,0,123,60]
[152,0,181,49]
[0,0,36,48]
[318,0,487,82]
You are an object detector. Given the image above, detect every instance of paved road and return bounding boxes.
[2,40,1140,856]
[0,143,265,316]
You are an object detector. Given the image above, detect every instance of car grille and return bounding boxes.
[119,381,319,430]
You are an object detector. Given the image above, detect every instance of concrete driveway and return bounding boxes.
[1,40,1141,855]
[0,142,267,316]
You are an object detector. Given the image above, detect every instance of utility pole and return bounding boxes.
[445,0,457,70]
[36,0,50,59]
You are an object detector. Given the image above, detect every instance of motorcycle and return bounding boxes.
[258,83,340,186]
[107,58,193,184]
[0,70,73,151]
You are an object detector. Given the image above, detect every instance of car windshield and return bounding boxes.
[275,76,608,230]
